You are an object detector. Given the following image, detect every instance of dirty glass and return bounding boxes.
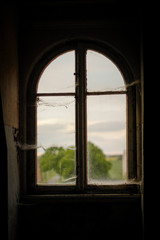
[36,47,127,188]
[87,50,125,92]
[37,96,76,185]
[87,95,126,184]
[37,51,75,93]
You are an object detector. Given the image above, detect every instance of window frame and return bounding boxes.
[26,40,140,195]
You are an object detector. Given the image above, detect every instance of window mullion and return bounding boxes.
[75,44,87,191]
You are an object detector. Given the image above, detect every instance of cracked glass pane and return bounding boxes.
[87,50,125,92]
[37,96,76,185]
[87,95,127,184]
[37,51,75,93]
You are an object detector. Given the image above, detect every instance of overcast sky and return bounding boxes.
[37,50,126,156]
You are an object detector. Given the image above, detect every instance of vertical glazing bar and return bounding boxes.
[75,44,87,191]
[127,87,137,180]
[75,48,79,188]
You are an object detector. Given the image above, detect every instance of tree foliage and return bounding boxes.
[40,146,75,180]
[87,142,112,180]
[40,142,111,181]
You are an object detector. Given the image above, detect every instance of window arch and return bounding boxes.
[27,40,138,194]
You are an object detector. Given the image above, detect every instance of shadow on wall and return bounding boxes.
[18,199,143,240]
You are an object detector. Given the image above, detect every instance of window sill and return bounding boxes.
[19,192,141,205]
[27,181,141,194]
[20,182,141,204]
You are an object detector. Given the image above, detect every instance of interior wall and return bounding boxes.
[17,2,143,240]
[18,5,141,87]
[0,5,19,240]
[0,7,19,128]
[0,2,143,240]
[18,196,143,240]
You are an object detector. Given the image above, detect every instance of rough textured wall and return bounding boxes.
[5,126,19,240]
[0,6,19,128]
[18,197,143,240]
[0,2,143,240]
[0,6,19,240]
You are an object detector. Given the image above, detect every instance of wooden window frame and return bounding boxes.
[25,40,141,195]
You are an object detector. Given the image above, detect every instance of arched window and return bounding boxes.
[27,41,139,193]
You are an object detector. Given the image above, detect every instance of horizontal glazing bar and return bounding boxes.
[37,92,75,97]
[87,91,127,95]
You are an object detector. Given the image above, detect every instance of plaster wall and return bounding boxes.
[0,6,19,128]
[0,2,143,240]
[0,6,19,240]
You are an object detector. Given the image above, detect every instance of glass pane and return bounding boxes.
[37,51,75,93]
[87,95,126,184]
[37,96,76,185]
[87,50,125,92]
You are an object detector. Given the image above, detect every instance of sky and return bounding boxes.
[37,50,126,156]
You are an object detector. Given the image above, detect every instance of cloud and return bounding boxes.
[38,51,75,93]
[37,122,75,152]
[38,118,58,126]
[37,120,126,155]
[88,121,125,133]
[38,122,75,134]
[87,121,126,154]
[88,130,126,155]
[38,122,65,132]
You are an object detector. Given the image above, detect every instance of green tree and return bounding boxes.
[40,142,111,181]
[40,146,65,172]
[40,146,75,181]
[58,148,75,179]
[88,141,112,180]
